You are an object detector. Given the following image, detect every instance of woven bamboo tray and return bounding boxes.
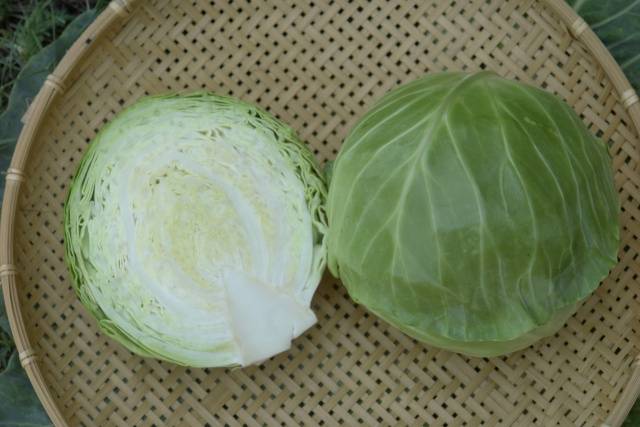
[2,0,640,425]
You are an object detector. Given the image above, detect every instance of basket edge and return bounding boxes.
[0,1,139,426]
[540,2,640,426]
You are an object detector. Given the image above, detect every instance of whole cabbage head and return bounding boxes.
[327,71,619,357]
[64,93,327,367]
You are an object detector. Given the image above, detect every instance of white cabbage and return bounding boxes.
[65,93,327,367]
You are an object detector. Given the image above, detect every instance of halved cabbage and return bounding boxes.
[327,72,619,357]
[64,93,327,367]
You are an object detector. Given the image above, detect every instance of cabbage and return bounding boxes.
[327,72,619,357]
[64,93,327,367]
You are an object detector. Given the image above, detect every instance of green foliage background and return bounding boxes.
[0,0,637,425]
[0,1,104,425]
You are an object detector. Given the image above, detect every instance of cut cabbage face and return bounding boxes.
[64,93,327,367]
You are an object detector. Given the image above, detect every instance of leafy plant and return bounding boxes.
[0,0,81,111]
[0,3,101,425]
[0,287,11,372]
[0,7,99,198]
[569,1,640,423]
[569,0,640,92]
[327,71,619,357]
[0,353,52,426]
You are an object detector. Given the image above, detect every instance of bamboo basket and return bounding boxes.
[2,0,640,425]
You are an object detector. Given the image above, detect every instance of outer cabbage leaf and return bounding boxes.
[64,93,327,367]
[569,0,640,93]
[327,72,619,357]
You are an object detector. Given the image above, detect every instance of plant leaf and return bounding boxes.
[568,0,640,92]
[568,1,640,423]
[624,402,640,426]
[0,351,52,426]
[0,8,98,332]
[0,9,99,427]
[0,298,8,337]
[0,8,98,200]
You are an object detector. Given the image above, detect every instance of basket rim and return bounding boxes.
[1,0,638,426]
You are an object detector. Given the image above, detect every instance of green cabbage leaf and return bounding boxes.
[327,72,619,356]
